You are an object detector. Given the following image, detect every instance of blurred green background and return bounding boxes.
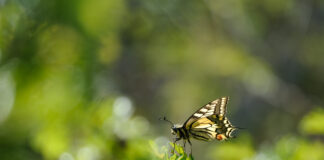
[1,0,324,160]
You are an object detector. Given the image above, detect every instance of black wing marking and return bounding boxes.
[184,97,229,130]
[189,117,218,141]
[215,97,229,120]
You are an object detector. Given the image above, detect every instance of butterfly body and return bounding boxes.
[168,97,237,151]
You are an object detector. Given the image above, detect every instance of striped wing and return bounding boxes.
[183,97,234,141]
[188,117,218,141]
[183,97,229,128]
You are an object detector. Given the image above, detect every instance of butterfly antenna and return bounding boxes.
[159,116,174,126]
[234,126,246,130]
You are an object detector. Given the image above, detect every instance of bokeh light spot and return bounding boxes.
[113,96,134,119]
[59,152,74,160]
[300,107,324,135]
[0,71,15,124]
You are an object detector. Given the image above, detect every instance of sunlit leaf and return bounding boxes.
[300,107,324,135]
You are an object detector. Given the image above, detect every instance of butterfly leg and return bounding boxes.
[183,140,186,153]
[188,139,192,156]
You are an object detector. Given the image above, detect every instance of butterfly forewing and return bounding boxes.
[184,97,228,128]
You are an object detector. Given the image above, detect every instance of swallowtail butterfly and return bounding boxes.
[161,97,238,154]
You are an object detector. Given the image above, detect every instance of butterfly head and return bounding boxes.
[159,117,184,138]
[171,126,177,135]
[171,124,183,135]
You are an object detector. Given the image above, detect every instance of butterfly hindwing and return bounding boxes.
[189,117,218,141]
[215,97,228,120]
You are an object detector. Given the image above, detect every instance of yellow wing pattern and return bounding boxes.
[183,97,235,141]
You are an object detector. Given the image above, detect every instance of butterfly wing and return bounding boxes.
[186,117,218,141]
[183,97,228,128]
[183,97,235,141]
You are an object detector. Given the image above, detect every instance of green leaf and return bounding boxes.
[166,142,194,160]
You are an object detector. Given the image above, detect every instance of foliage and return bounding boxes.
[150,141,194,160]
[168,143,194,160]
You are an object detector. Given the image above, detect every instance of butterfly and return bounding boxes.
[161,97,239,154]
